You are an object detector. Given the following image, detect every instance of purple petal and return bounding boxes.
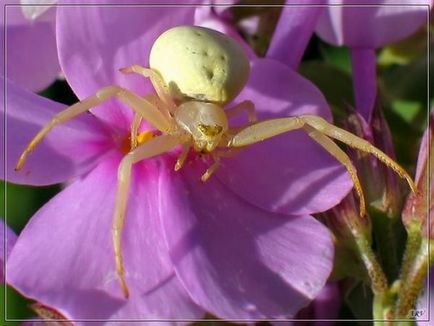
[316,0,431,48]
[3,5,60,91]
[1,0,56,25]
[266,0,325,69]
[20,0,57,21]
[7,156,203,320]
[195,6,257,60]
[159,159,335,319]
[1,219,17,281]
[57,4,196,126]
[270,282,340,325]
[2,78,112,186]
[351,48,377,122]
[212,1,234,19]
[415,116,432,183]
[217,59,352,216]
[312,282,341,322]
[417,267,432,324]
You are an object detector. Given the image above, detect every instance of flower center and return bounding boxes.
[121,130,155,154]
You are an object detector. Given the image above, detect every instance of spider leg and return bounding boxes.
[143,94,173,121]
[16,85,172,171]
[201,155,221,182]
[113,134,181,298]
[218,102,257,152]
[225,100,257,123]
[199,147,244,181]
[205,104,257,170]
[203,104,256,179]
[119,65,176,112]
[130,113,143,150]
[303,125,366,216]
[228,116,304,147]
[301,115,416,193]
[175,143,191,171]
[213,146,243,158]
[228,115,416,213]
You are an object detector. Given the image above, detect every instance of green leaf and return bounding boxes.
[344,281,374,320]
[0,285,34,324]
[378,26,428,66]
[299,61,354,117]
[380,44,431,104]
[319,43,352,74]
[0,182,59,233]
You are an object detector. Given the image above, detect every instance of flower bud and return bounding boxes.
[403,114,433,239]
[340,105,406,217]
[321,194,373,282]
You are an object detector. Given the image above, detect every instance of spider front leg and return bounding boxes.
[119,64,176,113]
[130,113,143,150]
[174,143,191,171]
[225,100,257,124]
[15,85,172,171]
[301,115,417,192]
[303,125,366,216]
[113,135,181,298]
[201,155,221,182]
[228,115,416,216]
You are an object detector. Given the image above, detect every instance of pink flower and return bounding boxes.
[315,0,431,121]
[267,0,326,69]
[4,4,352,321]
[2,0,60,91]
[1,219,17,281]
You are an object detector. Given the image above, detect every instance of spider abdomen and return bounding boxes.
[149,26,250,105]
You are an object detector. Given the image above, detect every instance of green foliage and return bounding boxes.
[0,285,34,325]
[0,182,59,234]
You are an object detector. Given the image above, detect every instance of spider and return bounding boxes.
[15,25,416,299]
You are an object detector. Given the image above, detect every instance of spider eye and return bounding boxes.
[198,124,223,137]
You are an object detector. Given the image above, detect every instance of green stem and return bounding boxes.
[399,223,422,292]
[394,238,431,318]
[354,235,388,294]
[371,211,406,281]
[373,294,386,326]
[354,231,392,323]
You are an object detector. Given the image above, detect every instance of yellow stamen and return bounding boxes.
[136,130,154,146]
[122,130,155,154]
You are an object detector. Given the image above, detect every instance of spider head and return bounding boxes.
[174,101,228,153]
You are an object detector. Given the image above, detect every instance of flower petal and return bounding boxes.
[312,282,341,322]
[159,159,335,319]
[217,59,352,216]
[2,79,111,185]
[315,0,430,48]
[3,5,60,91]
[350,48,377,122]
[269,282,340,325]
[195,6,257,60]
[20,0,57,21]
[7,156,203,320]
[57,3,196,126]
[266,0,325,69]
[1,218,17,281]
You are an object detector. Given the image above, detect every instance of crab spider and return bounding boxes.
[16,26,416,299]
